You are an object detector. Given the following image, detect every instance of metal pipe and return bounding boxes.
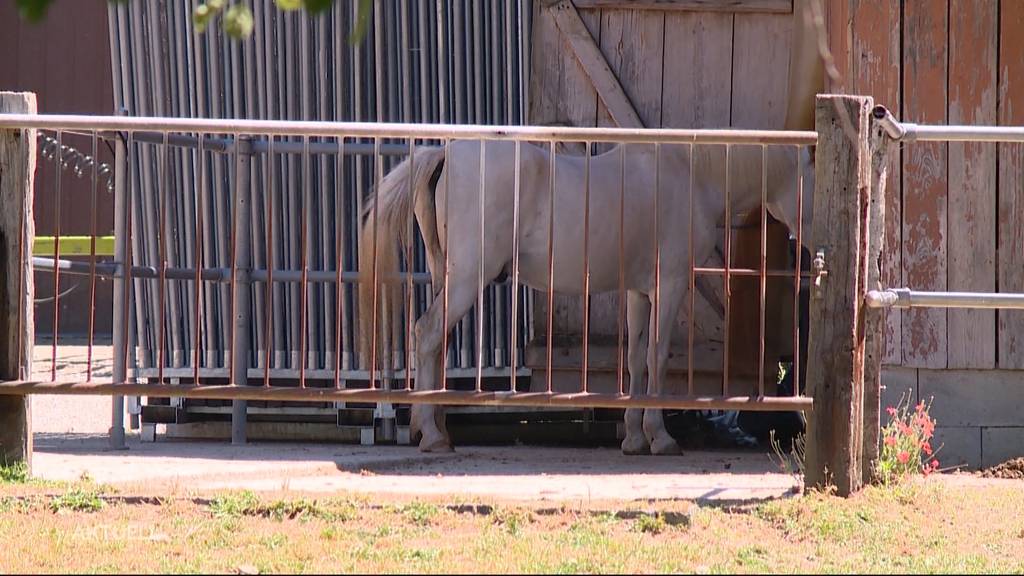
[230,137,253,445]
[871,106,905,141]
[865,288,1024,310]
[0,113,819,145]
[0,381,814,412]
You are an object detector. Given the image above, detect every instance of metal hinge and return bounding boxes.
[811,249,828,299]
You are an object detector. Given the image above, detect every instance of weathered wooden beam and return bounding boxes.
[862,107,896,484]
[804,94,872,497]
[548,0,644,129]
[0,92,36,470]
[569,0,793,14]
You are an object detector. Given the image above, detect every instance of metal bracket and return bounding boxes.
[811,249,828,299]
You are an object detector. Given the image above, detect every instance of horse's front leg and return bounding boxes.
[644,280,685,456]
[622,290,651,455]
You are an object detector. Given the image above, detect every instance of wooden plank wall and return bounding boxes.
[831,0,1016,370]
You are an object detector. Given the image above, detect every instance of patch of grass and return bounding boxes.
[491,507,531,536]
[0,462,30,484]
[209,490,261,519]
[401,501,439,526]
[632,513,667,535]
[49,488,105,514]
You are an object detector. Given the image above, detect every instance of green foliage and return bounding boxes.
[49,488,105,514]
[16,0,369,45]
[0,462,30,484]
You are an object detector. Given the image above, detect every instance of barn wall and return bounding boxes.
[831,0,1022,469]
[0,0,116,336]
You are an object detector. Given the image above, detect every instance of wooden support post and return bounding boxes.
[804,94,872,496]
[862,107,896,484]
[0,92,37,470]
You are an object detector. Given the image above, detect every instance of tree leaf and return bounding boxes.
[275,0,303,11]
[14,0,56,23]
[223,3,255,39]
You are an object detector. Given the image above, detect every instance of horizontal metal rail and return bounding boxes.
[873,106,1024,143]
[865,288,1024,310]
[32,257,433,284]
[0,113,818,145]
[0,381,813,412]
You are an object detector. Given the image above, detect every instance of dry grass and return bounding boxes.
[2,477,1024,573]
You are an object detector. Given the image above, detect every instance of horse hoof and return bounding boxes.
[650,436,683,456]
[418,435,455,453]
[621,436,651,456]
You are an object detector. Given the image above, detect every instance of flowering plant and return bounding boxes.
[877,394,940,485]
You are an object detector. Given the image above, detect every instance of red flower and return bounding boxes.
[887,406,897,417]
[897,451,910,464]
[922,442,932,456]
[931,460,940,469]
[884,436,898,447]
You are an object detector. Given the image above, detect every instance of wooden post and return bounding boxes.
[804,94,873,496]
[861,107,896,484]
[0,92,37,470]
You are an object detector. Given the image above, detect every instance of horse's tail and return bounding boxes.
[357,146,446,370]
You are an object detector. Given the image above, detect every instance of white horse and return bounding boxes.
[358,140,814,455]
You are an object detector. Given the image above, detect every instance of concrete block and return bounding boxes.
[932,426,982,471]
[881,367,917,424]
[918,369,1024,427]
[981,427,1024,470]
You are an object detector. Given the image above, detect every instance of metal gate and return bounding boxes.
[2,94,901,496]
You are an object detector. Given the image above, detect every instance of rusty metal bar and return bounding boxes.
[545,140,555,394]
[793,145,804,398]
[0,381,813,412]
[50,131,62,380]
[582,140,591,394]
[510,140,521,392]
[688,143,695,397]
[86,132,99,381]
[722,144,731,397]
[758,145,767,398]
[617,143,626,396]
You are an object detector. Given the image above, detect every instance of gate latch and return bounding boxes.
[811,249,828,299]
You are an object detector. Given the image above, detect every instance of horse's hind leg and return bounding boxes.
[622,290,651,455]
[411,273,482,452]
[644,281,685,456]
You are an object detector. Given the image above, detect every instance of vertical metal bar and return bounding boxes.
[476,141,486,392]
[436,0,450,123]
[441,138,451,390]
[334,137,345,389]
[582,140,591,394]
[793,145,804,397]
[369,137,382,389]
[617,143,626,395]
[110,132,129,450]
[157,133,169,385]
[510,140,521,392]
[405,141,416,391]
[723,144,731,396]
[688,144,695,396]
[87,132,99,381]
[51,131,62,380]
[653,143,661,393]
[194,136,205,386]
[231,136,253,445]
[758,145,768,398]
[264,137,276,387]
[299,136,310,388]
[545,140,556,393]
